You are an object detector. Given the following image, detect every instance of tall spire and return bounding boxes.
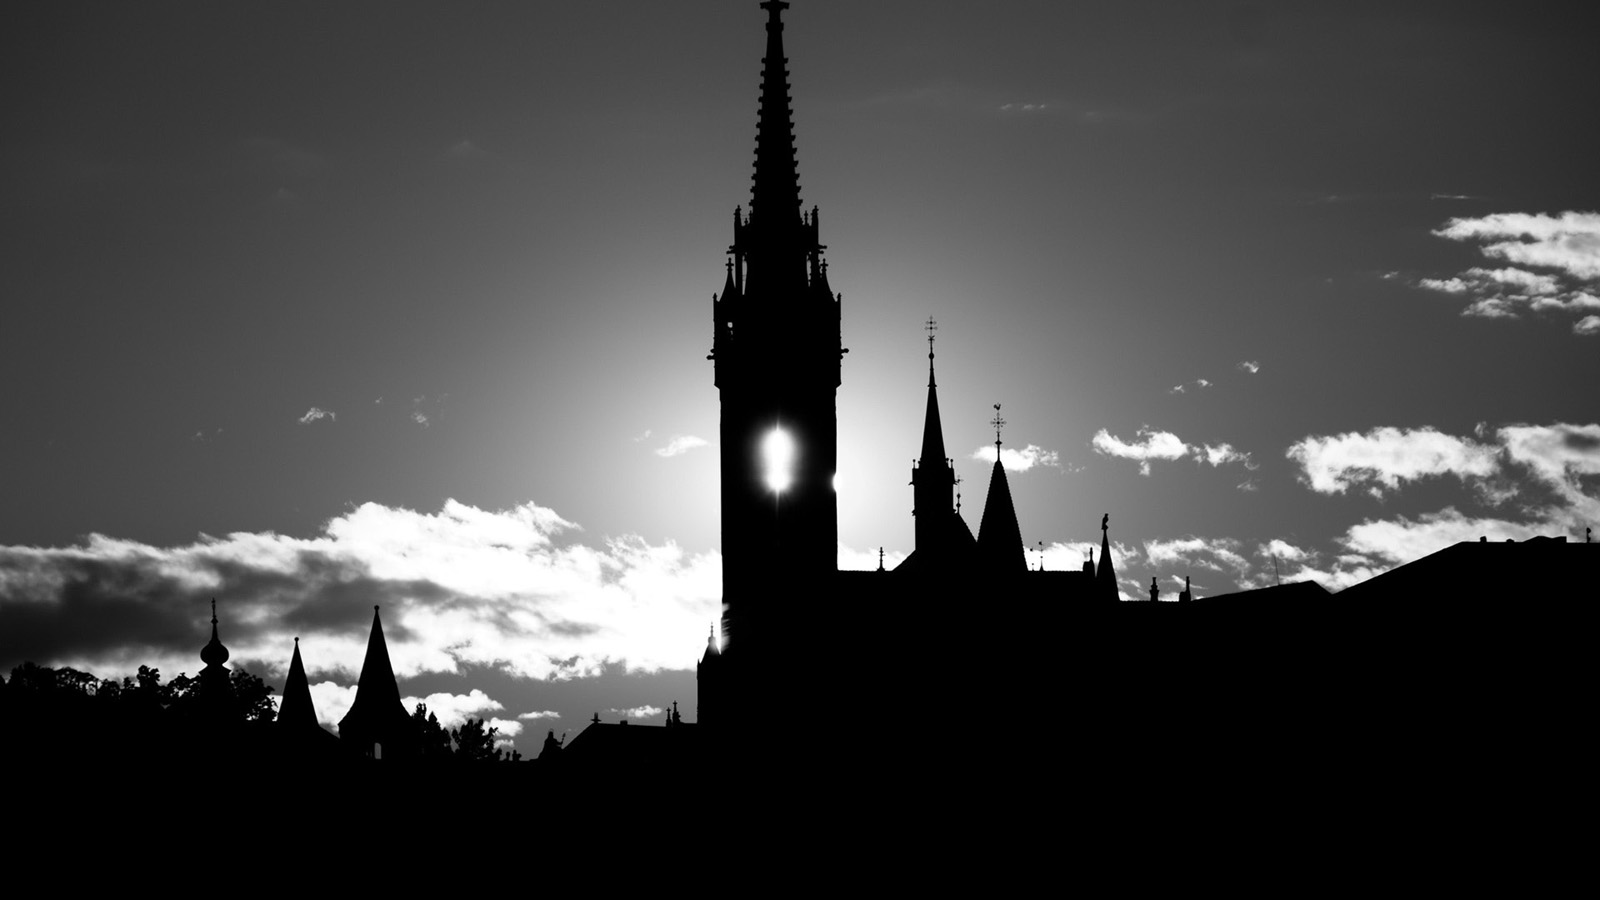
[919,317,947,465]
[751,1,800,229]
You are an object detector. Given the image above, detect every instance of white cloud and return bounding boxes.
[1417,211,1600,330]
[838,543,908,571]
[1419,277,1470,294]
[1237,360,1260,374]
[1434,211,1600,280]
[1169,377,1213,395]
[1092,428,1252,475]
[1574,315,1600,335]
[1259,539,1308,562]
[517,710,561,720]
[1290,422,1598,577]
[401,689,504,728]
[308,681,358,730]
[1198,443,1251,468]
[970,443,1060,472]
[487,717,523,738]
[0,498,723,684]
[655,434,708,457]
[1286,426,1499,495]
[1144,536,1250,574]
[298,407,335,425]
[1341,509,1549,566]
[411,411,430,427]
[1091,428,1189,475]
[610,705,663,720]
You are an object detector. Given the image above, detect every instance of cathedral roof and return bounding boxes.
[976,459,1027,573]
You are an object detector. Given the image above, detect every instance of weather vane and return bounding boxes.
[991,404,1005,450]
[924,316,937,356]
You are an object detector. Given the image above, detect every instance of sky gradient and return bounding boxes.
[3,2,1597,755]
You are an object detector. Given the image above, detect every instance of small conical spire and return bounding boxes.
[1097,514,1119,602]
[977,432,1026,573]
[276,636,319,729]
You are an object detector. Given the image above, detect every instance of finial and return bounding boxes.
[1037,540,1044,571]
[991,404,1005,450]
[955,474,962,514]
[294,636,299,646]
[210,597,217,625]
[1149,576,1159,602]
[878,546,885,571]
[1102,513,1109,534]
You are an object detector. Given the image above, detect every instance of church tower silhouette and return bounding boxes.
[710,0,843,721]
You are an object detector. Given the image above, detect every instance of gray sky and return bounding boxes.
[3,2,1597,755]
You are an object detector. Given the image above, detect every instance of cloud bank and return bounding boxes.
[1416,211,1600,333]
[0,499,722,686]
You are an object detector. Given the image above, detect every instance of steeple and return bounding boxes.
[751,1,801,233]
[710,0,843,683]
[912,318,958,554]
[276,637,318,730]
[918,317,947,465]
[976,405,1027,573]
[1097,514,1119,602]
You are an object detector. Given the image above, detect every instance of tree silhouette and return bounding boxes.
[412,703,454,758]
[451,717,501,762]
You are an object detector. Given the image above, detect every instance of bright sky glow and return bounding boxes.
[763,427,796,494]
